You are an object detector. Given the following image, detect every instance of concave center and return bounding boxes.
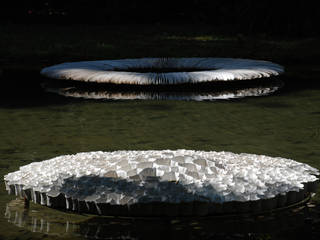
[116,67,214,73]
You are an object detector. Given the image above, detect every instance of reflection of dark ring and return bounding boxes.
[40,58,284,85]
[42,78,284,100]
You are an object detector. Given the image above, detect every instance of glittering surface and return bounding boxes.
[40,58,284,85]
[4,150,318,208]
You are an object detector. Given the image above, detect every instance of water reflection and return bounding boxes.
[4,198,315,240]
[4,199,79,237]
[42,79,284,101]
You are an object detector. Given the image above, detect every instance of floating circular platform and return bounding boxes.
[4,150,318,217]
[40,58,284,85]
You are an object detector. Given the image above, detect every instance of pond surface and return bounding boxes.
[0,76,320,239]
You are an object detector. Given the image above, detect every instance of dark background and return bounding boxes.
[1,0,320,105]
[1,0,319,36]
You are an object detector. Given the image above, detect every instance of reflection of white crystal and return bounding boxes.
[4,150,319,206]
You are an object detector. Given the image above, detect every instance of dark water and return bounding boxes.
[0,74,320,239]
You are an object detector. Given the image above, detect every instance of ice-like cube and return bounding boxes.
[172,156,185,163]
[103,171,118,178]
[3,149,319,215]
[155,158,171,166]
[193,158,207,167]
[162,172,179,182]
[179,163,197,172]
[137,162,153,169]
[139,168,156,178]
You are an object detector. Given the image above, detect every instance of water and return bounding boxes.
[0,76,320,239]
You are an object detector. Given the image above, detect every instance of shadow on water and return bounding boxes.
[0,70,79,108]
[118,102,176,111]
[40,77,283,102]
[4,197,320,240]
[0,66,320,110]
[310,112,320,115]
[0,68,286,107]
[250,101,293,109]
[1,68,320,108]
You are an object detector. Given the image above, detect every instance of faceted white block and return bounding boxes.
[4,150,318,216]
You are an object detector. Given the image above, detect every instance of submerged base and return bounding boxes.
[6,182,318,217]
[5,195,318,239]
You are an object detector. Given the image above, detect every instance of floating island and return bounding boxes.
[4,150,318,217]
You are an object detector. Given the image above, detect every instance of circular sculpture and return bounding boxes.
[40,58,284,85]
[4,150,318,217]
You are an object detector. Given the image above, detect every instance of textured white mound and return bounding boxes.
[44,85,281,101]
[5,150,318,207]
[40,58,284,85]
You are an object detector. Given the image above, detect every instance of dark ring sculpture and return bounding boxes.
[40,58,284,85]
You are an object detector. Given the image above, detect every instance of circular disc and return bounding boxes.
[4,150,318,216]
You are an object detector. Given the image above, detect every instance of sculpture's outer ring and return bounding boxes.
[40,58,284,85]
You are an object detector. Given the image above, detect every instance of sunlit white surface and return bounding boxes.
[5,150,318,209]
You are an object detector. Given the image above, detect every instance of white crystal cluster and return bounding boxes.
[5,150,318,208]
[44,85,281,101]
[40,58,284,85]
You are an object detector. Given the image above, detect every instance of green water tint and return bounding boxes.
[1,88,320,239]
[2,197,314,240]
